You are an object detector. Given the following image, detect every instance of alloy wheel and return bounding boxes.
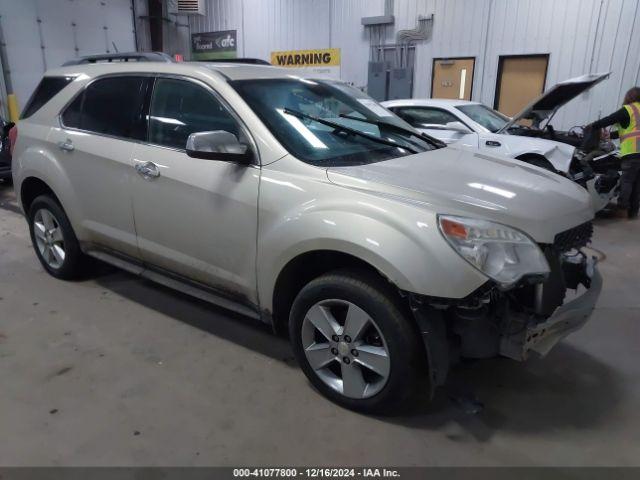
[33,208,66,269]
[301,299,391,399]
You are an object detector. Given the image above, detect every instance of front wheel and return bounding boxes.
[289,269,428,414]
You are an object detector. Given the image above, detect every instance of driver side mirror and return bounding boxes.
[444,121,471,134]
[186,130,252,164]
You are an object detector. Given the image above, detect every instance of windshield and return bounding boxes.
[230,78,437,166]
[456,104,510,133]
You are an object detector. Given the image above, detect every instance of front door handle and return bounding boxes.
[135,161,161,180]
[57,139,74,152]
[485,140,501,147]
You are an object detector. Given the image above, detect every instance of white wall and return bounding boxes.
[187,0,640,129]
[0,0,136,115]
[2,0,634,129]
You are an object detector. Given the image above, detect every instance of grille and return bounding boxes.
[553,221,593,251]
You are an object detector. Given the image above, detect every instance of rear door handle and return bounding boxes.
[485,140,501,147]
[57,139,74,152]
[135,161,161,180]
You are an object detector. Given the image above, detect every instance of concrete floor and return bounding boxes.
[1,179,639,467]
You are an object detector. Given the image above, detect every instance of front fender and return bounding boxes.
[256,159,488,314]
[536,142,576,172]
[260,211,423,300]
[494,134,576,172]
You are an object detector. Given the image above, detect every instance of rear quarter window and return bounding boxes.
[21,76,74,119]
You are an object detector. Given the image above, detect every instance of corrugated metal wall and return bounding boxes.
[0,0,136,114]
[187,0,640,129]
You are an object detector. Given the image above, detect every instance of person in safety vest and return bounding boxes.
[587,87,640,219]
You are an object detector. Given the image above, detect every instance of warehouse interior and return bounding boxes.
[3,0,640,128]
[1,0,639,471]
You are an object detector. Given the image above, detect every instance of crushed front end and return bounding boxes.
[498,222,602,360]
[569,140,621,210]
[410,221,602,388]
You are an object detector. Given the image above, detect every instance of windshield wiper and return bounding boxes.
[282,108,418,154]
[338,113,446,149]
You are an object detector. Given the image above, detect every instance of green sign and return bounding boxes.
[191,30,237,60]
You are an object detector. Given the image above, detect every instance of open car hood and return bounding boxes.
[498,72,610,133]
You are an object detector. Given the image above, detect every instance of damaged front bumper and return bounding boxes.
[411,246,602,393]
[588,176,619,212]
[500,261,603,361]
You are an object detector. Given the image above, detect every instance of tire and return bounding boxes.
[289,269,428,414]
[28,195,88,279]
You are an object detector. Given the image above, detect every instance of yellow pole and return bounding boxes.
[7,93,19,123]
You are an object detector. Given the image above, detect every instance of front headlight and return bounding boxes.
[438,215,550,288]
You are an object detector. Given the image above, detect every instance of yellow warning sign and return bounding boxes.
[270,48,341,68]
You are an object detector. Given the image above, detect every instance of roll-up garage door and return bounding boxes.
[0,0,136,118]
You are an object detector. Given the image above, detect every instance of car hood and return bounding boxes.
[326,146,594,243]
[498,72,610,132]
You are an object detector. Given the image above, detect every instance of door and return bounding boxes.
[50,75,151,257]
[432,58,475,101]
[495,55,549,117]
[130,76,260,303]
[391,105,477,147]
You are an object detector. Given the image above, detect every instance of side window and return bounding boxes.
[61,92,83,129]
[21,76,74,119]
[394,107,459,127]
[148,78,240,150]
[61,76,147,140]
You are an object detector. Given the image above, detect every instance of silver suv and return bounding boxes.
[13,62,602,413]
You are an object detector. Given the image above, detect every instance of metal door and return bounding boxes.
[432,58,475,101]
[495,55,549,117]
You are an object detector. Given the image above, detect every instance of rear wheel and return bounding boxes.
[289,269,428,414]
[28,195,88,279]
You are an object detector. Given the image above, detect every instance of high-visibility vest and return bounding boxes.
[618,102,640,156]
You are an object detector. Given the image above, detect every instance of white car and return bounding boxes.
[382,73,616,211]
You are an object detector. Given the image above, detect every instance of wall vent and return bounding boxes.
[175,0,206,16]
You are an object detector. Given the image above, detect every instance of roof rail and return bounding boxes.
[62,52,174,66]
[196,58,271,65]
